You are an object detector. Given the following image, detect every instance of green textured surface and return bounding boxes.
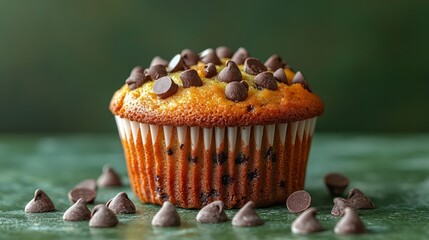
[0,134,428,239]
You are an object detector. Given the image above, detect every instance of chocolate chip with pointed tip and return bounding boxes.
[254,71,278,90]
[199,48,222,65]
[167,54,186,72]
[291,207,324,234]
[152,76,178,99]
[196,200,228,223]
[325,173,349,197]
[74,179,97,191]
[150,56,168,67]
[126,72,149,90]
[334,207,366,235]
[331,197,352,217]
[291,71,311,92]
[225,81,248,102]
[97,165,123,187]
[287,190,312,213]
[273,68,288,84]
[106,192,136,214]
[231,47,250,65]
[232,201,263,227]
[347,188,375,209]
[180,69,203,88]
[241,81,249,90]
[244,57,267,75]
[204,63,217,78]
[63,198,91,221]
[151,201,180,227]
[25,189,55,213]
[264,54,286,71]
[147,64,167,80]
[89,204,119,228]
[68,188,96,204]
[181,49,199,67]
[218,61,242,83]
[216,46,233,58]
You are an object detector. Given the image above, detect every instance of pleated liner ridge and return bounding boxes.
[115,116,317,209]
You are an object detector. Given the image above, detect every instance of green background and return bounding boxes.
[1,0,429,133]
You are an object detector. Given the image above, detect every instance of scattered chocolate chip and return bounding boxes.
[126,72,149,90]
[334,207,366,235]
[196,200,228,223]
[287,190,312,213]
[291,71,311,92]
[232,201,263,227]
[273,68,288,84]
[181,49,199,67]
[225,81,248,102]
[244,57,267,75]
[106,192,136,214]
[212,152,228,165]
[218,61,242,83]
[150,56,168,67]
[89,204,118,228]
[347,188,375,209]
[152,76,178,99]
[63,198,91,221]
[147,64,168,80]
[68,188,97,204]
[216,46,233,59]
[265,147,277,162]
[167,54,186,72]
[199,48,222,65]
[24,189,55,213]
[279,180,286,189]
[231,47,250,65]
[246,105,255,112]
[180,69,203,88]
[204,63,217,78]
[247,169,259,181]
[291,207,324,234]
[151,201,180,227]
[155,175,160,182]
[188,155,198,164]
[235,153,248,165]
[166,148,174,155]
[97,165,123,187]
[254,71,278,90]
[221,175,233,186]
[331,197,351,217]
[180,144,185,150]
[325,173,349,197]
[74,179,97,191]
[264,54,286,71]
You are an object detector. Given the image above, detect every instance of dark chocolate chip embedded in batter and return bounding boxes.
[199,48,222,65]
[180,69,203,88]
[347,188,375,209]
[244,57,267,75]
[218,61,242,83]
[247,169,259,181]
[166,148,174,155]
[232,201,263,227]
[221,174,233,186]
[196,200,228,223]
[231,47,250,65]
[68,188,97,204]
[331,197,351,217]
[265,147,277,162]
[106,192,136,214]
[97,165,123,187]
[126,72,149,90]
[89,204,118,228]
[291,71,311,92]
[334,207,366,235]
[325,173,349,197]
[63,198,91,221]
[152,76,178,99]
[279,180,286,189]
[291,207,324,234]
[254,71,278,90]
[24,189,55,213]
[273,68,288,84]
[150,56,168,67]
[216,46,233,59]
[212,152,228,165]
[204,63,217,78]
[225,81,248,102]
[167,54,186,72]
[264,54,286,71]
[147,64,168,80]
[181,49,199,67]
[287,190,312,213]
[151,201,181,227]
[235,153,248,165]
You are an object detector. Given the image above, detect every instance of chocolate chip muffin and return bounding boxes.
[110,47,324,209]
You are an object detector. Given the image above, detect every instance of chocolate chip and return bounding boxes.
[166,148,174,155]
[97,165,123,187]
[24,189,55,213]
[199,48,222,65]
[286,190,312,213]
[334,207,366,235]
[291,71,311,92]
[264,54,286,71]
[265,147,277,162]
[244,57,267,75]
[151,201,181,227]
[212,152,228,165]
[126,72,149,90]
[180,144,185,150]
[273,68,288,84]
[106,192,136,214]
[196,200,228,223]
[188,155,198,164]
[204,63,217,78]
[291,207,324,234]
[247,169,259,181]
[89,204,118,228]
[254,71,278,90]
[167,54,186,72]
[331,197,351,217]
[152,76,178,99]
[235,153,248,165]
[68,188,97,204]
[74,179,97,191]
[246,105,255,112]
[231,47,250,65]
[279,180,286,189]
[150,56,168,67]
[325,173,349,197]
[241,80,249,90]
[232,201,263,227]
[225,81,248,102]
[216,46,233,58]
[221,175,233,186]
[147,64,167,80]
[180,69,203,88]
[181,49,199,67]
[218,61,242,83]
[63,198,91,221]
[347,188,375,209]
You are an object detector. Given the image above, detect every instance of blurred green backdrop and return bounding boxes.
[1,0,428,133]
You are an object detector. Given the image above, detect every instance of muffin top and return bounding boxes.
[110,47,324,127]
